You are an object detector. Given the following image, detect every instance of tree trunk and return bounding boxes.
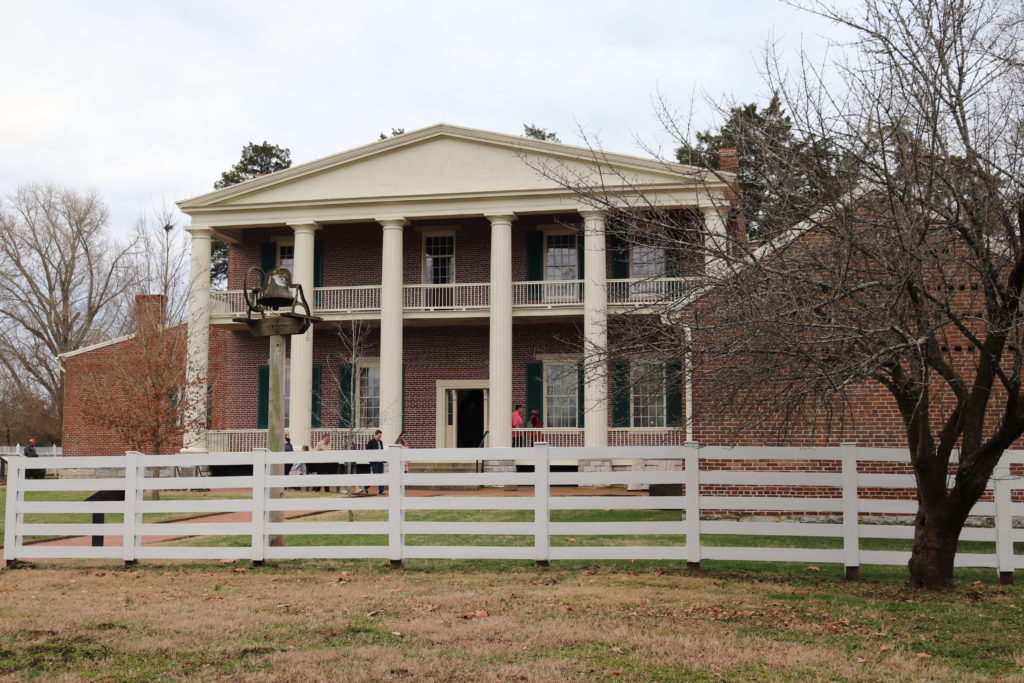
[907,503,964,588]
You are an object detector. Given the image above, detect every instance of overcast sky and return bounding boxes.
[1,0,854,237]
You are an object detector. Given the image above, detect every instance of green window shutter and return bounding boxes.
[260,243,276,272]
[611,361,630,428]
[338,363,353,428]
[525,362,543,425]
[576,361,585,428]
[526,231,544,301]
[206,383,213,429]
[576,236,584,279]
[666,361,684,427]
[313,241,324,287]
[311,365,322,429]
[401,363,407,435]
[257,365,270,429]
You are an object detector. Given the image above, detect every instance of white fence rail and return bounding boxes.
[5,445,1023,578]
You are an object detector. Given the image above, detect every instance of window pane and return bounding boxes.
[631,363,666,427]
[425,236,454,284]
[544,363,578,428]
[358,366,381,428]
[545,234,577,281]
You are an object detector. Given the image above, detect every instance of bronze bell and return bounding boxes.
[256,269,296,309]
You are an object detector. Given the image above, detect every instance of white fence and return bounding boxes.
[4,444,1023,578]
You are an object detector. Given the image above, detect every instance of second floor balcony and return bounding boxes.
[210,277,700,322]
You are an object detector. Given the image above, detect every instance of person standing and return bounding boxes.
[283,436,294,475]
[528,409,542,444]
[313,435,336,493]
[366,430,384,495]
[23,438,42,480]
[512,404,525,447]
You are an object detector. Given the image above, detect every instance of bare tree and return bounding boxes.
[72,210,203,455]
[0,183,138,425]
[540,0,1023,588]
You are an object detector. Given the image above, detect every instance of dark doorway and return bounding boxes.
[456,389,485,447]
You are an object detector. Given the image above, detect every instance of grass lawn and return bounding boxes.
[0,560,1021,681]
[3,485,1023,680]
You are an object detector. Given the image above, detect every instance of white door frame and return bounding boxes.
[435,379,490,448]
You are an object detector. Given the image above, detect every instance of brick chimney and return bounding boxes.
[717,148,747,245]
[718,147,739,174]
[134,294,166,333]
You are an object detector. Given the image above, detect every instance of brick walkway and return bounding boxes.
[1,486,645,565]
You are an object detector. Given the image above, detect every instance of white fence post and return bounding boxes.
[684,441,701,569]
[840,443,860,580]
[993,460,1014,585]
[387,444,405,569]
[251,449,268,565]
[3,456,23,563]
[122,451,141,566]
[534,442,551,567]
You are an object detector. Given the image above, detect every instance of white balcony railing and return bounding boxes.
[210,277,695,319]
[607,278,697,304]
[316,285,381,313]
[403,283,490,310]
[512,280,584,307]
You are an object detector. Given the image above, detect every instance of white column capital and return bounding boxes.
[376,217,408,230]
[578,210,607,222]
[485,213,516,225]
[289,222,321,235]
[186,225,215,238]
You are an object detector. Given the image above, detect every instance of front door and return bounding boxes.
[442,386,488,448]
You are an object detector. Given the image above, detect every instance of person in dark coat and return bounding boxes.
[366,430,385,495]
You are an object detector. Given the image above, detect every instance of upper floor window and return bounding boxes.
[424,235,455,284]
[545,233,578,281]
[277,243,295,273]
[630,245,666,279]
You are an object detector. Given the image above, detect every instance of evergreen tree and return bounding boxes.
[523,124,560,142]
[211,141,292,286]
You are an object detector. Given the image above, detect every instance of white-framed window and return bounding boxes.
[630,245,666,279]
[357,364,381,428]
[545,232,578,281]
[544,362,578,428]
[630,363,666,427]
[423,233,455,284]
[277,242,295,273]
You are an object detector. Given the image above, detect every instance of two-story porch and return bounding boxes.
[177,124,734,454]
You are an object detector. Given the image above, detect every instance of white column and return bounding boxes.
[702,204,728,274]
[581,211,608,448]
[182,226,213,453]
[378,217,407,443]
[487,213,515,448]
[287,222,320,451]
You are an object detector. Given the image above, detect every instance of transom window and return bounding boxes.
[545,234,578,281]
[631,363,666,427]
[424,235,455,284]
[357,365,381,428]
[544,363,578,428]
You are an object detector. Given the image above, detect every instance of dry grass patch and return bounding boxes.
[0,562,1020,681]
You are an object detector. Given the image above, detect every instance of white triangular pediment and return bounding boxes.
[180,125,712,211]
